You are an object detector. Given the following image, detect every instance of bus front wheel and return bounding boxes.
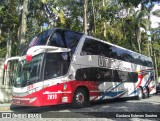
[137,87,143,100]
[72,88,89,108]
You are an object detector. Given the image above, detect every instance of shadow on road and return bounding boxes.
[10,97,139,113]
[10,96,160,120]
[10,97,133,113]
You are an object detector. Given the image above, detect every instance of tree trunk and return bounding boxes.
[91,0,96,33]
[136,28,141,53]
[4,31,11,85]
[103,0,106,38]
[147,42,151,56]
[5,32,11,59]
[151,41,153,56]
[154,52,158,81]
[129,31,133,49]
[19,0,28,54]
[127,8,130,16]
[0,25,1,36]
[103,21,106,37]
[83,0,88,34]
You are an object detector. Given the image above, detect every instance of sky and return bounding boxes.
[151,4,160,28]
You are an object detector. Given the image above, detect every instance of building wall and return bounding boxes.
[0,58,4,85]
[0,58,12,103]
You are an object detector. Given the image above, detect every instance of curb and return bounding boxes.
[0,103,11,111]
[0,107,10,111]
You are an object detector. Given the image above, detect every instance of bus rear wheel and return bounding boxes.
[137,87,143,100]
[143,87,149,98]
[72,88,89,108]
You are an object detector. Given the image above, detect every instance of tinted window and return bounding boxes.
[142,56,153,67]
[133,54,143,66]
[14,54,43,87]
[113,47,134,63]
[81,39,98,55]
[29,29,53,47]
[81,38,114,57]
[64,31,82,54]
[23,29,53,55]
[44,53,70,79]
[102,43,114,57]
[49,31,65,48]
[112,47,153,67]
[146,60,153,67]
[75,67,112,82]
[75,67,138,82]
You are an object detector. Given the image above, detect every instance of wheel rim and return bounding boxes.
[76,92,84,104]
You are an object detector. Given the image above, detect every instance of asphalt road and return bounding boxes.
[0,94,160,121]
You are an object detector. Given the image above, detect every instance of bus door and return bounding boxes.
[42,51,70,105]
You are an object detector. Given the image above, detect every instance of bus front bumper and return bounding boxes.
[11,96,41,107]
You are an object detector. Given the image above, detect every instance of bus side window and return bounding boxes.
[64,31,82,54]
[76,67,114,82]
[37,30,52,45]
[103,44,114,58]
[81,38,114,57]
[113,47,134,63]
[44,53,70,80]
[81,38,96,55]
[142,56,152,67]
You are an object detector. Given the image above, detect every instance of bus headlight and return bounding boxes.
[63,83,67,90]
[29,97,37,103]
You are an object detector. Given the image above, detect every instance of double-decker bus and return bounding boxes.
[4,28,156,108]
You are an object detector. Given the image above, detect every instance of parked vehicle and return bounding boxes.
[4,28,156,108]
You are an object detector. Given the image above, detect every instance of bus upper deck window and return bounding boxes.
[49,32,65,47]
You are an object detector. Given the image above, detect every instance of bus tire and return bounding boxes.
[72,88,89,108]
[137,87,143,100]
[143,87,149,99]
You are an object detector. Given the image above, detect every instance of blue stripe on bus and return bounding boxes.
[100,90,126,100]
[111,83,123,91]
[129,89,137,96]
[144,71,154,87]
[105,82,124,92]
[115,91,127,98]
[129,70,154,96]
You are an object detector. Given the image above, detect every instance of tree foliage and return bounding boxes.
[0,0,160,77]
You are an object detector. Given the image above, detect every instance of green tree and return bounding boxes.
[0,0,19,58]
[134,8,149,53]
[19,0,28,54]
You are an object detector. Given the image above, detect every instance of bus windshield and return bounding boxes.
[14,54,43,87]
[22,29,53,55]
